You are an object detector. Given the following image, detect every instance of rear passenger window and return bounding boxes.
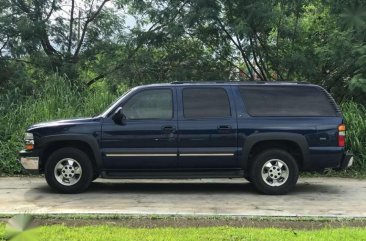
[183,88,231,118]
[239,86,338,117]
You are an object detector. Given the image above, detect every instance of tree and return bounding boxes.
[2,0,124,80]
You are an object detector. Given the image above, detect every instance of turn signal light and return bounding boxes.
[338,124,346,131]
[25,144,34,150]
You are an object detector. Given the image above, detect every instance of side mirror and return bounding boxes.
[112,107,126,125]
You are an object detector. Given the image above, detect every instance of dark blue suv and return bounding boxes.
[19,82,353,194]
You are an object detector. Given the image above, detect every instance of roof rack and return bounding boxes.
[170,80,310,85]
[170,81,227,84]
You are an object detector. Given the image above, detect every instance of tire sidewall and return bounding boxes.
[45,147,93,193]
[251,149,299,195]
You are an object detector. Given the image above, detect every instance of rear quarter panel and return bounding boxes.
[231,85,344,171]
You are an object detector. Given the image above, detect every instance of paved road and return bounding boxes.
[1,177,366,217]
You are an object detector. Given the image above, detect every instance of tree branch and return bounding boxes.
[253,34,271,79]
[215,19,255,79]
[40,28,60,57]
[11,0,31,14]
[10,58,32,64]
[286,4,301,80]
[45,0,56,21]
[73,0,110,58]
[189,30,251,80]
[86,0,189,86]
[235,34,263,80]
[86,20,167,86]
[255,32,283,80]
[68,0,75,55]
[0,37,8,55]
[249,35,267,80]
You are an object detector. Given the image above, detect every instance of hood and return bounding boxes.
[27,117,101,131]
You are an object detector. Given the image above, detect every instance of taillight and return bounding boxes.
[338,124,346,147]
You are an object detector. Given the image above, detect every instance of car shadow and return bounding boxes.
[29,181,255,195]
[87,181,258,194]
[27,180,340,196]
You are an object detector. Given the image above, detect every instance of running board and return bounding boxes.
[101,169,244,179]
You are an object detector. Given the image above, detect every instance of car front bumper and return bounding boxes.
[19,150,39,174]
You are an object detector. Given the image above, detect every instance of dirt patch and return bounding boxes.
[2,216,366,230]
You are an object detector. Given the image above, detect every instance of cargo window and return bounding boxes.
[123,89,173,119]
[239,86,338,117]
[183,88,231,118]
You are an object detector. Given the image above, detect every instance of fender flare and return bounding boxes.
[38,134,102,171]
[241,132,309,169]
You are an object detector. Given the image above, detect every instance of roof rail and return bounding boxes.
[170,80,311,85]
[170,81,192,84]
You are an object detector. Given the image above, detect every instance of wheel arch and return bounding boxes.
[241,132,309,171]
[39,135,102,173]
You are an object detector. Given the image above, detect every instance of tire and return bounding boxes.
[250,149,299,195]
[45,147,93,193]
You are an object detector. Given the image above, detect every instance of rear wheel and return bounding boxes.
[45,147,93,193]
[250,149,299,195]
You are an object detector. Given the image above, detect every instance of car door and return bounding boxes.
[177,86,239,169]
[101,87,178,170]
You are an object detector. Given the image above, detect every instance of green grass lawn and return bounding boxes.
[1,224,366,241]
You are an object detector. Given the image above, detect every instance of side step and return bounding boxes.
[101,169,244,179]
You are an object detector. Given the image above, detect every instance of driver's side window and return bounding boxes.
[123,89,173,120]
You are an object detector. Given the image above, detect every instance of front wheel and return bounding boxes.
[250,149,299,195]
[45,147,93,193]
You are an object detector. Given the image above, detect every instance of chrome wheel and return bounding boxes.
[54,158,82,186]
[261,159,289,187]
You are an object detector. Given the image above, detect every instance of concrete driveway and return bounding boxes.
[1,177,366,217]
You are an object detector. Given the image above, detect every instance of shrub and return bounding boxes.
[341,101,366,172]
[0,75,120,175]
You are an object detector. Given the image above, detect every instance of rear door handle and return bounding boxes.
[218,125,232,130]
[162,125,176,133]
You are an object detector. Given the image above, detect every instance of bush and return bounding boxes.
[341,101,366,172]
[0,75,120,175]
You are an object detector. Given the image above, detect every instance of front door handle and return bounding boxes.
[162,125,175,133]
[217,125,232,133]
[218,125,232,130]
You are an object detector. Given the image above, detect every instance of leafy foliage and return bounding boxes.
[341,102,366,171]
[0,75,121,174]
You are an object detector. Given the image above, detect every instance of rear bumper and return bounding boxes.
[337,152,353,170]
[19,150,39,175]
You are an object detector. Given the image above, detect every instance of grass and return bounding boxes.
[341,101,366,172]
[0,75,121,174]
[1,224,366,241]
[301,169,366,179]
[1,215,366,240]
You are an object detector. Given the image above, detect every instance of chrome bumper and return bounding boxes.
[20,157,39,170]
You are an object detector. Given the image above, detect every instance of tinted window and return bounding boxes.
[123,89,173,119]
[183,88,231,118]
[239,86,337,117]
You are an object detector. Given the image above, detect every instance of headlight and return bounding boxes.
[24,132,34,150]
